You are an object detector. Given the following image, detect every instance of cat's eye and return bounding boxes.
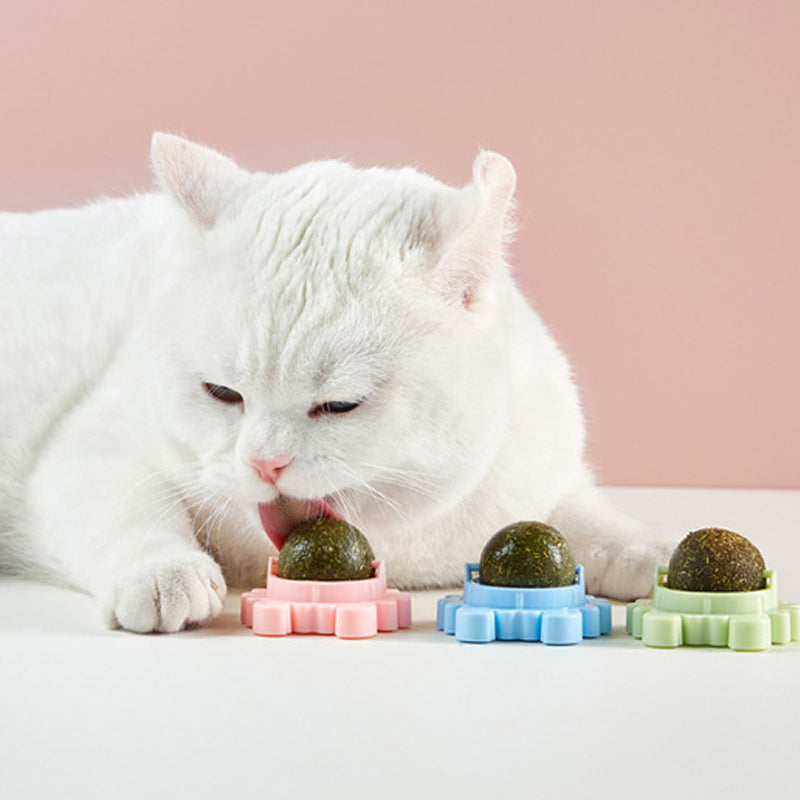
[203,382,244,406]
[309,400,362,418]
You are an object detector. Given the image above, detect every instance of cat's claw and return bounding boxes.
[108,552,227,633]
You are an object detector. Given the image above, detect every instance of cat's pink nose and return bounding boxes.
[251,457,291,485]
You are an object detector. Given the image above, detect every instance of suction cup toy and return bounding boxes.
[437,563,611,644]
[241,558,411,639]
[626,568,800,650]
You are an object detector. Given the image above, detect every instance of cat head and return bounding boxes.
[148,133,518,544]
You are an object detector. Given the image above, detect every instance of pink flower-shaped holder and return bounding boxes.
[240,558,412,639]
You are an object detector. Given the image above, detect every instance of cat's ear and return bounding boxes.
[436,151,517,308]
[150,133,247,228]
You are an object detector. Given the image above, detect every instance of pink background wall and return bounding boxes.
[1,1,798,488]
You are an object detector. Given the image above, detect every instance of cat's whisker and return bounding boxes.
[107,462,241,565]
[135,487,200,557]
[116,465,190,508]
[325,456,413,524]
[81,469,194,558]
[328,484,363,526]
[343,456,439,500]
[108,464,232,560]
[192,490,233,555]
[333,458,439,515]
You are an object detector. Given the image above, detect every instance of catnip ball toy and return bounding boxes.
[479,521,576,588]
[667,527,766,592]
[277,518,376,581]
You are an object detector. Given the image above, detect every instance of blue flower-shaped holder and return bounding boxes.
[437,564,612,644]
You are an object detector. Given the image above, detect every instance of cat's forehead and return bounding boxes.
[206,160,451,395]
[245,160,448,272]
[234,292,404,398]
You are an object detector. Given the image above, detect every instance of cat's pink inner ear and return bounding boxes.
[150,132,245,228]
[472,151,517,217]
[435,151,517,308]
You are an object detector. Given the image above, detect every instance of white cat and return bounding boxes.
[0,133,671,632]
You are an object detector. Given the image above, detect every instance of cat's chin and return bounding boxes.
[257,495,342,551]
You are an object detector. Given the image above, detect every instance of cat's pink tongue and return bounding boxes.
[258,496,342,551]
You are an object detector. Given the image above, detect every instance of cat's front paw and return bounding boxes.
[107,552,227,633]
[582,537,673,601]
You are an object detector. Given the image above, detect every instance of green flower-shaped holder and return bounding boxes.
[626,568,800,651]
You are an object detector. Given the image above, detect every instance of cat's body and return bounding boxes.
[0,134,670,631]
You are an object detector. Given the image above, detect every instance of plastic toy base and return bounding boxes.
[437,564,611,644]
[626,568,800,651]
[241,558,411,639]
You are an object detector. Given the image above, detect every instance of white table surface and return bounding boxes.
[1,487,798,800]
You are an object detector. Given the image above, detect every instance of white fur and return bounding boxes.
[0,134,671,632]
